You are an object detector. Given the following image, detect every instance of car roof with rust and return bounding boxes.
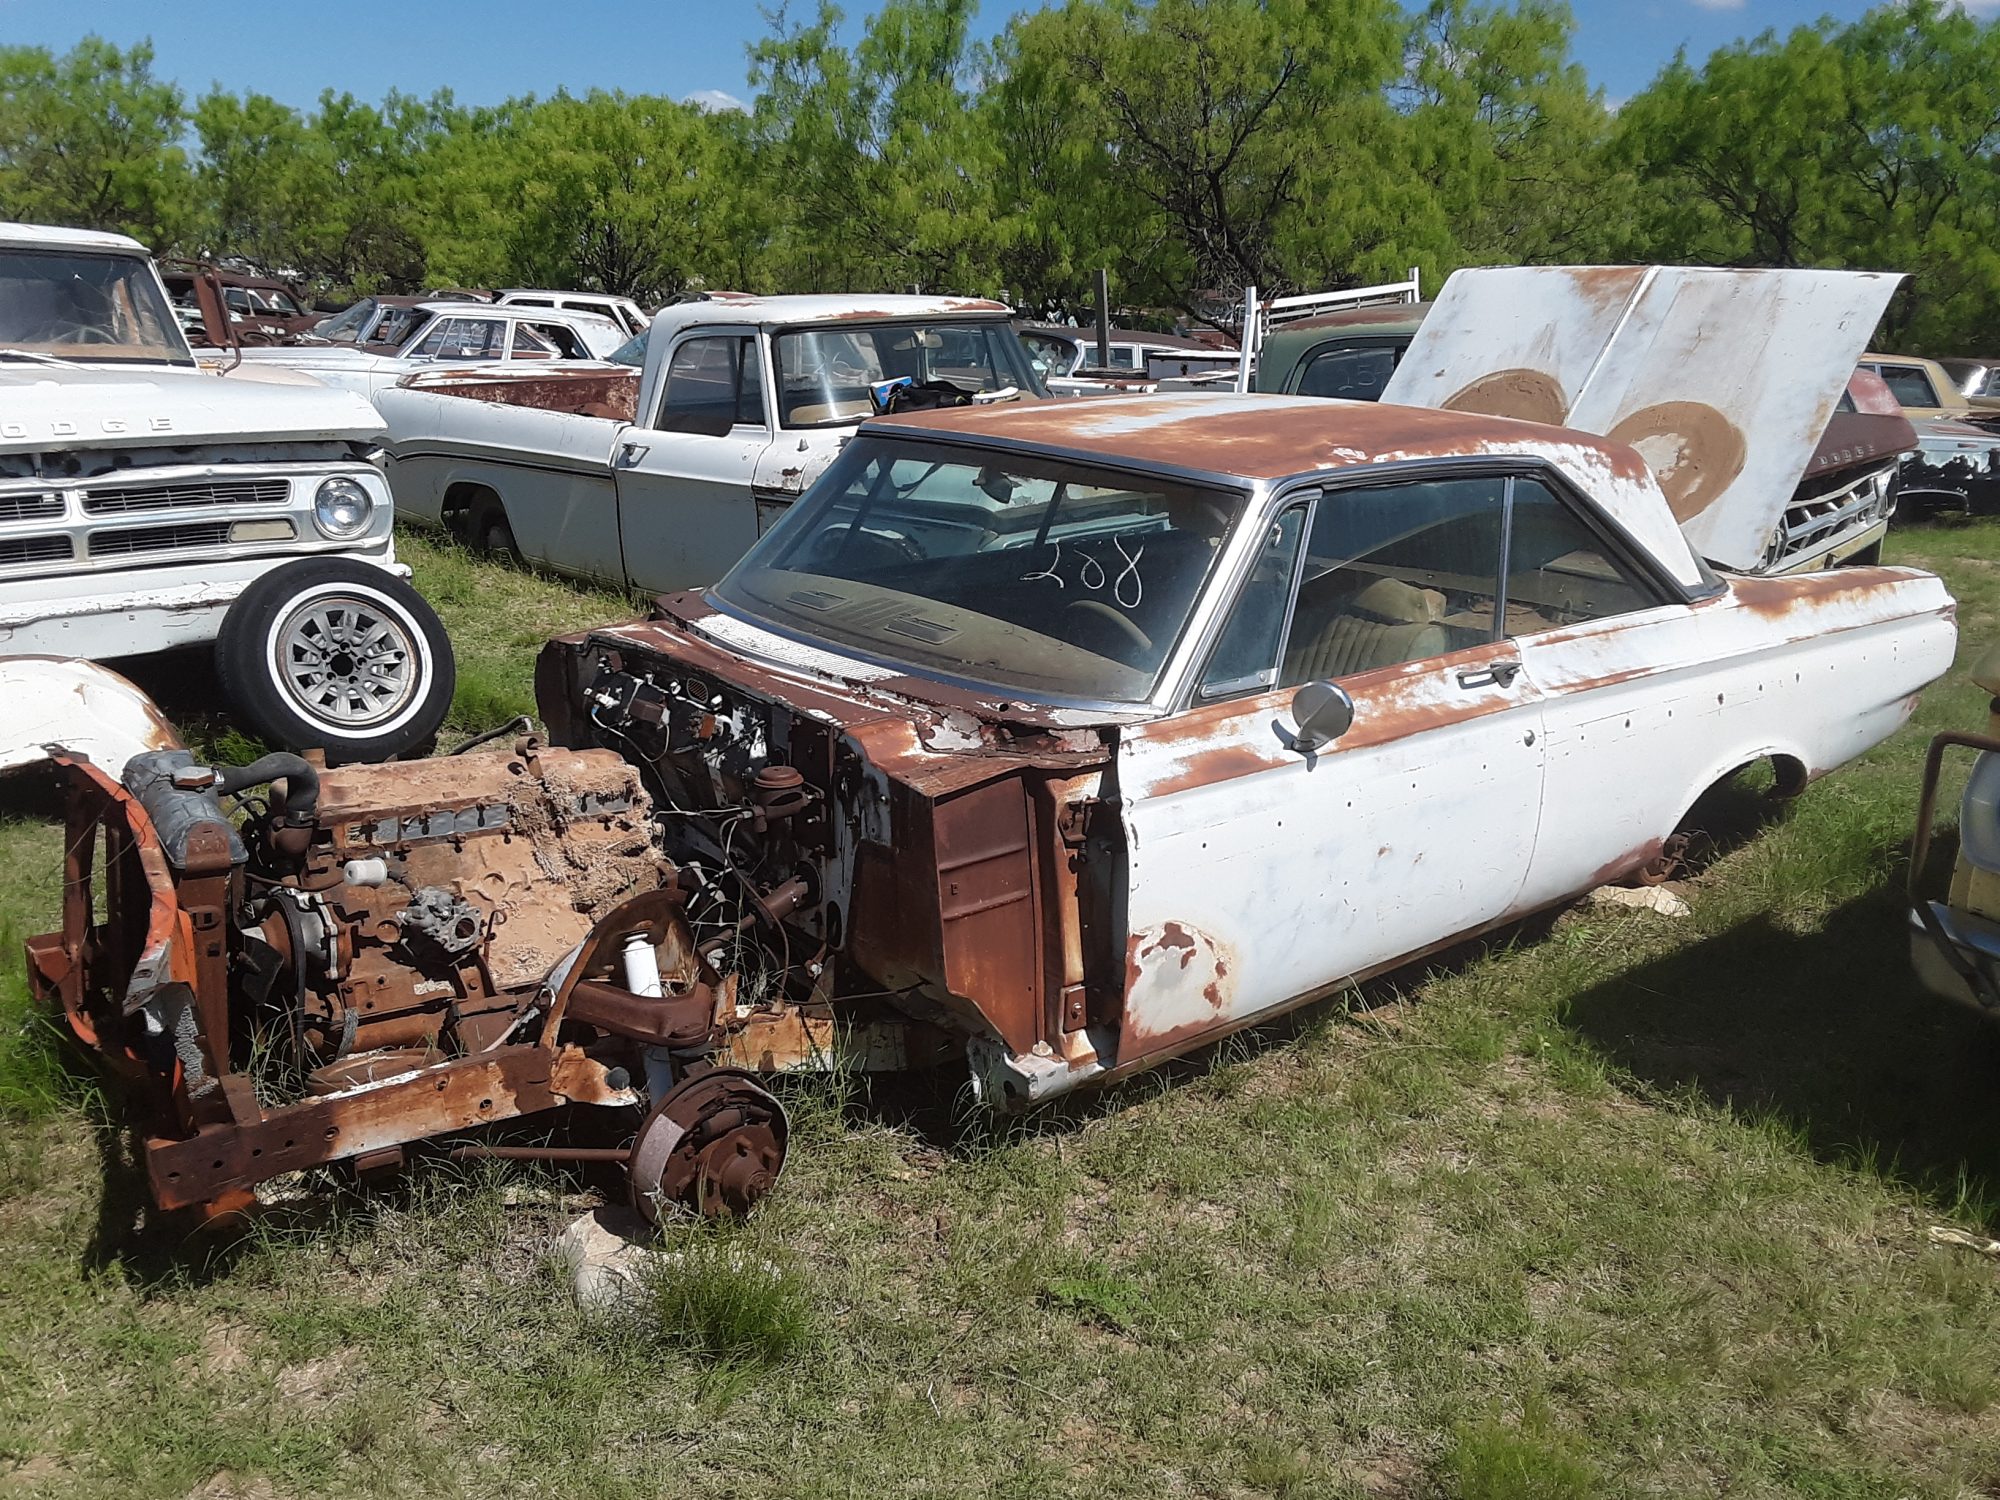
[866,391,1634,482]
[651,292,1013,335]
[866,391,1710,589]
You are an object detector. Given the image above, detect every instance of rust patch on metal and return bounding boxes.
[868,392,1633,482]
[1120,921,1236,1054]
[1442,367,1570,425]
[405,366,638,420]
[1726,565,1917,621]
[1604,401,1749,523]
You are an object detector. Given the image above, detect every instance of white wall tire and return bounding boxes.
[216,559,456,764]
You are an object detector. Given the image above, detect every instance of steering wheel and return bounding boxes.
[69,325,115,345]
[1064,598,1152,658]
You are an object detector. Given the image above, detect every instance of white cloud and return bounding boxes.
[683,88,747,114]
[1688,0,1746,9]
[1950,0,2000,12]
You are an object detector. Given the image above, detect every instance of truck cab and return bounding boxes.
[378,293,1047,596]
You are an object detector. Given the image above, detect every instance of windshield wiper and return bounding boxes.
[0,349,72,368]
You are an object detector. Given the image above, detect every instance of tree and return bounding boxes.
[1612,0,2000,347]
[472,91,732,303]
[0,37,191,246]
[748,0,1004,293]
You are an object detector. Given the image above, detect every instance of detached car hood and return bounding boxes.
[0,364,384,449]
[1381,265,1902,572]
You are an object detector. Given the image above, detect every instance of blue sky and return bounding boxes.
[0,1,1935,114]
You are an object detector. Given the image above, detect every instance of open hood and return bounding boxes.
[1379,266,1902,571]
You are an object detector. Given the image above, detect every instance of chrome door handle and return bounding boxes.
[1456,658,1523,689]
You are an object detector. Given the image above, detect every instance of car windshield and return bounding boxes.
[609,331,647,368]
[316,299,376,342]
[0,249,192,365]
[771,321,1041,428]
[711,436,1246,704]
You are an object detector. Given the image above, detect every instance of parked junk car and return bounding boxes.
[36,265,1954,1224]
[1910,642,2000,1013]
[162,266,319,346]
[1019,323,1236,397]
[495,288,649,338]
[1253,299,1426,402]
[309,295,434,349]
[528,269,1952,1123]
[233,300,629,404]
[1937,357,2000,411]
[377,293,1048,594]
[1858,352,2000,513]
[0,221,455,762]
[1251,294,1910,573]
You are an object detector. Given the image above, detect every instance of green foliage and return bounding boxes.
[0,38,192,245]
[5,3,2000,346]
[1442,1406,1599,1500]
[1613,0,2000,349]
[642,1233,816,1369]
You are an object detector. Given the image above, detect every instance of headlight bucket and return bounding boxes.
[313,477,375,539]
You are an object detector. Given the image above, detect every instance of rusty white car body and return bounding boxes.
[535,268,1957,1109]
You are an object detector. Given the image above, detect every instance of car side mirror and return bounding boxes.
[1290,680,1354,753]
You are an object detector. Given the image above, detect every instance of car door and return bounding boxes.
[1491,474,1708,908]
[612,329,773,595]
[1112,471,1547,1064]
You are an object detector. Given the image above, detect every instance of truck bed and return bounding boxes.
[397,365,638,421]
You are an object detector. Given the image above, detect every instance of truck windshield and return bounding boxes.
[711,436,1245,704]
[0,249,192,365]
[771,321,1042,428]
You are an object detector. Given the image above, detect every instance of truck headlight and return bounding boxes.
[313,477,374,538]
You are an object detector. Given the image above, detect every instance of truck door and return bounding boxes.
[612,329,773,595]
[1111,475,1547,1070]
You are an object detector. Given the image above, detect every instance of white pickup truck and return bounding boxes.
[0,222,454,762]
[378,294,1046,595]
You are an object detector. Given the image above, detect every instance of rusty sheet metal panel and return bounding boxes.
[934,777,1043,1055]
[1381,266,1903,572]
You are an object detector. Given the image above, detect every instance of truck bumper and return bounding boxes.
[0,544,409,660]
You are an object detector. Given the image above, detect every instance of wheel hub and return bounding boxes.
[274,593,419,729]
[629,1068,790,1220]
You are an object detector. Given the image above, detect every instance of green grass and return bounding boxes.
[6,519,2000,1496]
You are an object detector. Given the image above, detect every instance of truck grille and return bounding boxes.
[80,478,291,515]
[90,522,236,559]
[0,493,65,525]
[0,535,74,566]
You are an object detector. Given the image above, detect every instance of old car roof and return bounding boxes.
[1267,301,1429,344]
[0,222,149,255]
[651,293,1012,335]
[870,391,1622,479]
[867,391,1707,588]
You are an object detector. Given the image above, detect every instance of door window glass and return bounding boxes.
[509,323,559,359]
[1278,477,1505,686]
[414,317,504,361]
[1199,507,1307,698]
[1874,363,1943,409]
[1502,477,1656,632]
[658,336,760,436]
[1296,344,1400,401]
